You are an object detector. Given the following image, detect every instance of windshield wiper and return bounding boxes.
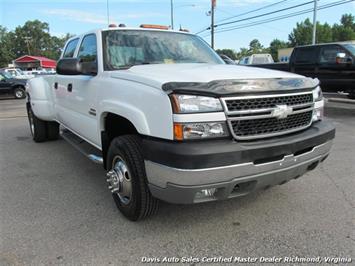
[116,62,158,70]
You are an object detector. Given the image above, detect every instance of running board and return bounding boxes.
[60,129,103,165]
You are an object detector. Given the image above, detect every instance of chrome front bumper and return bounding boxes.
[145,140,332,204]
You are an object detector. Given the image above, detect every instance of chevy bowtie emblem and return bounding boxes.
[272,105,293,119]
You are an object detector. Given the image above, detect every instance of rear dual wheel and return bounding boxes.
[27,103,59,142]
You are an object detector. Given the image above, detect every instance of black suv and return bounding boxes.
[0,71,27,99]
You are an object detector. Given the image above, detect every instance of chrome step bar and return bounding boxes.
[60,129,103,165]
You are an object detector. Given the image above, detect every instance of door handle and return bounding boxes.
[67,83,73,92]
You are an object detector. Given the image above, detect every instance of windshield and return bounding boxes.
[1,71,13,79]
[344,44,355,55]
[102,30,223,70]
[16,68,24,75]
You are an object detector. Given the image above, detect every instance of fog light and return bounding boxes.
[195,188,217,200]
[312,100,324,122]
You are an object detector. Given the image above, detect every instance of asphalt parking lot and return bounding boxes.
[0,98,354,265]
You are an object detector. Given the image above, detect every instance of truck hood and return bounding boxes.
[110,64,317,95]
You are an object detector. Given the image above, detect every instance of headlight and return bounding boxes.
[312,86,324,122]
[170,94,223,113]
[174,122,229,140]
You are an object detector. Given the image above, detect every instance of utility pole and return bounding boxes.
[107,0,110,26]
[171,0,174,30]
[24,37,31,55]
[312,0,318,45]
[211,0,216,49]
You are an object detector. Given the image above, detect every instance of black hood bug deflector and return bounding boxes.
[162,78,319,97]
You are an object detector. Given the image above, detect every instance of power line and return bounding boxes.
[217,0,290,23]
[215,1,314,28]
[195,0,291,34]
[196,0,313,34]
[211,0,354,35]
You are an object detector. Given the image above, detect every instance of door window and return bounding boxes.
[294,47,318,64]
[319,45,348,63]
[63,38,79,58]
[78,34,97,62]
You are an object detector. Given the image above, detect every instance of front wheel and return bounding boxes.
[14,87,26,99]
[106,135,159,221]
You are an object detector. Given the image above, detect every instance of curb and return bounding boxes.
[324,100,355,117]
[327,97,355,104]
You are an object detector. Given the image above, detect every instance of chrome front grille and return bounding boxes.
[225,93,313,111]
[222,92,314,140]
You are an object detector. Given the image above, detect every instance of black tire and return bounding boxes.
[14,87,26,99]
[27,104,47,142]
[47,121,59,140]
[348,91,355,100]
[106,135,159,221]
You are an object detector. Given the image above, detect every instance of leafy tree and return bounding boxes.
[289,15,355,46]
[0,26,15,67]
[235,47,250,60]
[340,14,355,30]
[289,18,314,45]
[1,20,73,65]
[333,14,355,41]
[215,49,237,60]
[248,39,264,53]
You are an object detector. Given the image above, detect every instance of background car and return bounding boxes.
[1,67,35,79]
[0,71,27,99]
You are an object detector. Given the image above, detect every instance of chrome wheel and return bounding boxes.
[107,155,132,205]
[15,89,24,99]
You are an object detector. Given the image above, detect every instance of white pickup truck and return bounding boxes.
[26,25,335,221]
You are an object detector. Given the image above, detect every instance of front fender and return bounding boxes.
[99,100,150,135]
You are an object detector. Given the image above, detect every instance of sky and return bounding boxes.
[0,0,354,51]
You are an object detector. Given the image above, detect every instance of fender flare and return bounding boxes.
[99,100,150,136]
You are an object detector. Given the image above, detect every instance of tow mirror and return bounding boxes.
[57,58,97,76]
[336,52,353,65]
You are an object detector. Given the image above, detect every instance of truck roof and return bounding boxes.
[296,41,355,48]
[67,26,193,43]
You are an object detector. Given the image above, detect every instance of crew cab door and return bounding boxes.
[55,34,100,146]
[290,46,319,78]
[317,44,354,91]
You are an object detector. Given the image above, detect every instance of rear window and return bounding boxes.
[252,57,269,64]
[294,47,318,64]
[63,38,79,58]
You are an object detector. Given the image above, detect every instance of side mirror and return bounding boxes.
[336,52,353,65]
[57,58,97,76]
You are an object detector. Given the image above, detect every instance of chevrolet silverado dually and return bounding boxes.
[26,25,335,221]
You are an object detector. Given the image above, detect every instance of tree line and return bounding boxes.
[216,14,355,62]
[0,14,354,67]
[0,20,73,67]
